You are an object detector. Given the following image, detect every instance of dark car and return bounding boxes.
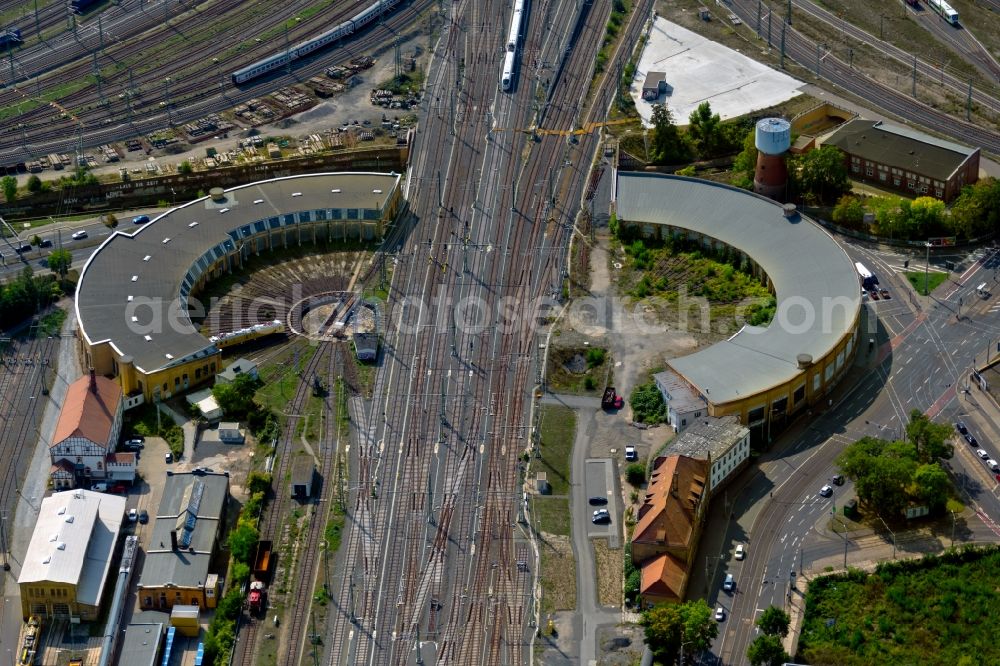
[831,474,845,486]
[965,433,978,446]
[132,214,150,225]
[13,243,31,254]
[588,496,608,506]
[138,510,149,524]
[955,422,968,435]
[38,238,53,248]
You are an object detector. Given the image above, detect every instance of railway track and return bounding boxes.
[727,0,1000,155]
[233,339,329,666]
[0,0,431,160]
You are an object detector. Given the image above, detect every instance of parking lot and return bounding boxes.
[584,458,621,547]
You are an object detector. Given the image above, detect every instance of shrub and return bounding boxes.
[585,348,606,368]
[629,382,667,424]
[626,463,646,487]
[584,376,596,391]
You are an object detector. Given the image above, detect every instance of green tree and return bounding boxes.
[1,175,17,202]
[641,599,718,665]
[30,234,42,246]
[46,248,72,278]
[103,213,118,229]
[687,102,724,158]
[626,463,646,487]
[748,634,789,666]
[227,523,259,563]
[905,409,954,462]
[230,560,250,587]
[246,471,273,496]
[912,463,951,512]
[26,174,42,193]
[832,194,866,229]
[731,128,758,190]
[757,606,790,637]
[629,382,667,424]
[908,196,946,236]
[949,178,1000,238]
[794,146,850,204]
[836,437,917,517]
[212,372,263,418]
[650,104,692,165]
[178,160,194,175]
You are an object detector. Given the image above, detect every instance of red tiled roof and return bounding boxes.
[52,374,122,448]
[640,552,687,602]
[107,452,136,465]
[633,455,708,550]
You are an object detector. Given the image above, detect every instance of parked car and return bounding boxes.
[988,459,999,472]
[735,544,745,561]
[591,509,611,524]
[723,573,735,592]
[91,482,108,492]
[955,422,968,435]
[132,215,150,225]
[819,485,833,498]
[165,451,173,464]
[124,438,144,450]
[624,445,638,461]
[127,508,138,522]
[831,474,845,486]
[977,449,989,460]
[70,230,88,240]
[110,484,127,494]
[588,496,608,505]
[715,606,725,622]
[138,510,149,524]
[965,433,979,446]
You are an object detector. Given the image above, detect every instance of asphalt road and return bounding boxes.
[706,243,1000,665]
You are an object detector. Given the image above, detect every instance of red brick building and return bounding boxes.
[822,119,979,202]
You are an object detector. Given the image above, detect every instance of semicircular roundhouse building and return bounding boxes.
[75,173,401,405]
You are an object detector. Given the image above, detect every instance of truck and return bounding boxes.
[248,581,267,615]
[253,540,274,581]
[601,387,624,411]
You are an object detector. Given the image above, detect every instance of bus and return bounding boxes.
[855,262,879,290]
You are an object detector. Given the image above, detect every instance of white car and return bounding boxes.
[592,509,611,524]
[714,606,725,622]
[735,544,745,561]
[819,485,833,498]
[127,508,138,522]
[988,459,1000,472]
[71,230,88,240]
[977,449,990,460]
[624,445,638,461]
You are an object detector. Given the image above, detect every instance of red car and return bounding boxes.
[110,484,128,494]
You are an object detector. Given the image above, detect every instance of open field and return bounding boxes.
[798,545,1000,665]
[537,405,576,495]
[545,345,611,395]
[538,535,578,613]
[593,538,624,607]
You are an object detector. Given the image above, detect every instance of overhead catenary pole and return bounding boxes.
[34,0,40,39]
[912,54,917,97]
[780,22,786,68]
[967,79,973,121]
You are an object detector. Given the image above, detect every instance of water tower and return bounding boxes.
[753,118,791,200]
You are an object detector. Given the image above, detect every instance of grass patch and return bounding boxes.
[545,346,610,394]
[255,345,317,413]
[797,545,1000,665]
[532,497,570,536]
[36,307,66,337]
[124,403,184,458]
[538,536,577,613]
[537,405,576,495]
[905,271,948,296]
[378,68,426,95]
[593,539,624,607]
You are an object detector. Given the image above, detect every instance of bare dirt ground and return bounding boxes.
[596,622,647,666]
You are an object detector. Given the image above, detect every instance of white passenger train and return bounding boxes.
[501,0,526,91]
[231,0,399,84]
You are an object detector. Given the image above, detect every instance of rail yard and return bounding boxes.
[3,0,1000,665]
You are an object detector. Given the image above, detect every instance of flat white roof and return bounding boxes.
[19,490,126,606]
[630,17,803,127]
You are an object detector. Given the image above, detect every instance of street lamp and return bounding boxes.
[924,241,933,296]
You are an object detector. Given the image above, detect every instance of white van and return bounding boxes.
[91,482,108,492]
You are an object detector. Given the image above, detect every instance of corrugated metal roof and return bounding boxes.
[616,173,860,405]
[18,490,126,607]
